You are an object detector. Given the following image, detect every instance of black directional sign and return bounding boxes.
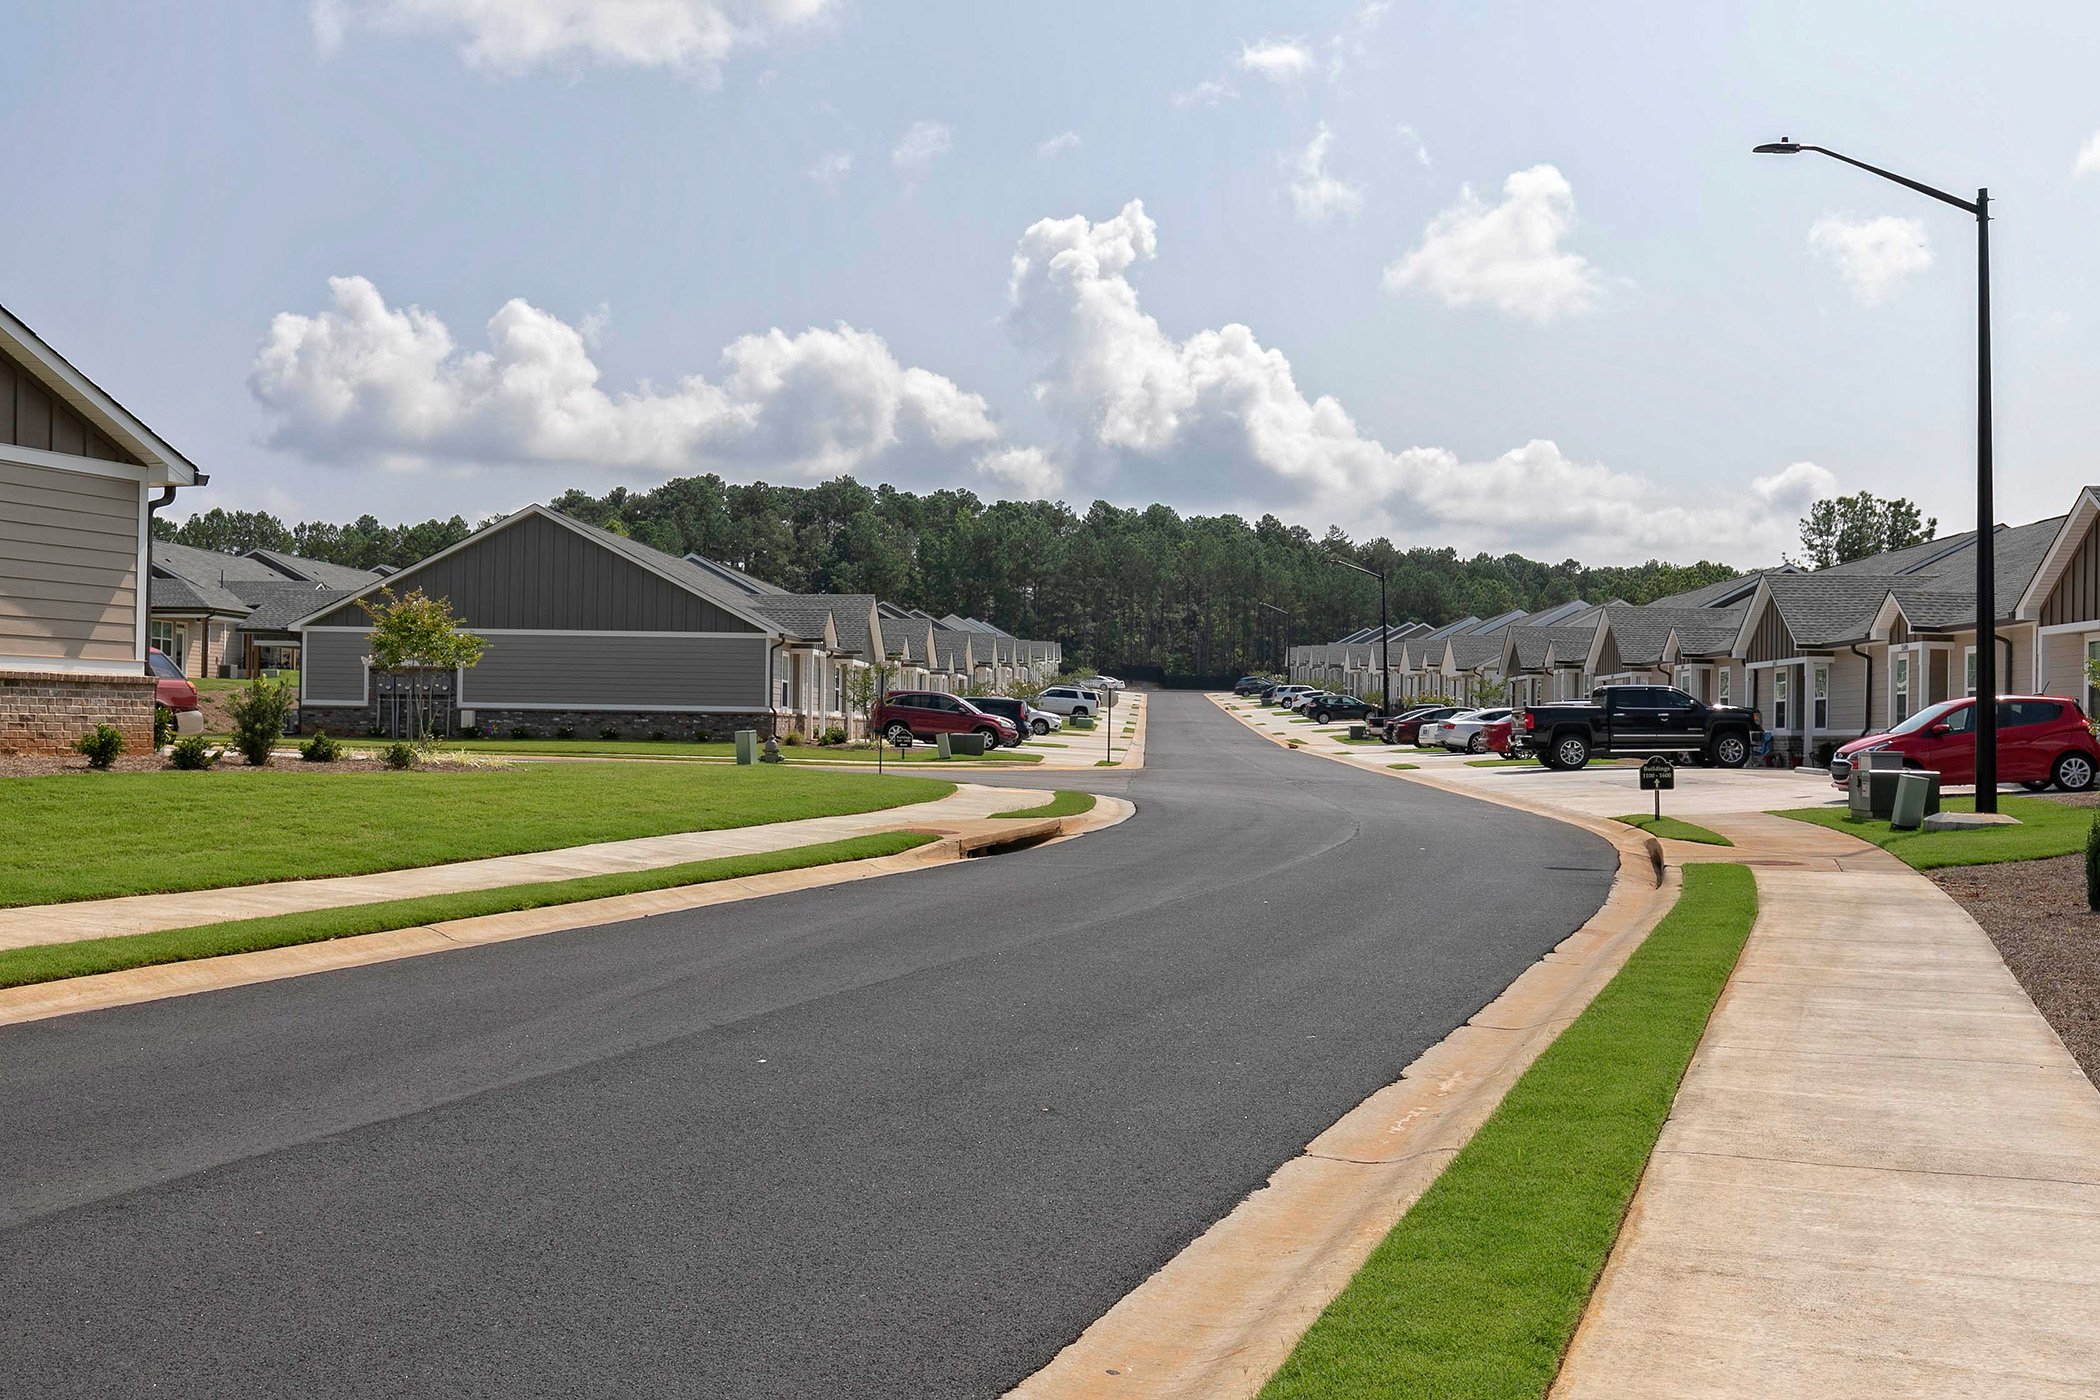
[1639,755,1677,792]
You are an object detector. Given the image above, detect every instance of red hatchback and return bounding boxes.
[1831,695,2098,793]
[147,648,205,735]
[871,691,1020,748]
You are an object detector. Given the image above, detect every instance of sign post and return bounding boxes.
[1102,685,1116,764]
[1639,755,1676,822]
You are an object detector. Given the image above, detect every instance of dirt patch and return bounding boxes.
[0,750,498,779]
[1932,793,2100,1086]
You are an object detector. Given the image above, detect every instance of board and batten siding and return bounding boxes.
[1746,603,1796,663]
[0,458,141,664]
[2040,516,2100,629]
[306,512,761,634]
[0,356,141,464]
[461,634,769,710]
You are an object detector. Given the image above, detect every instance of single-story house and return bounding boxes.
[148,540,384,678]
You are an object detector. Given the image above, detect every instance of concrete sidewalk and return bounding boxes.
[1208,693,2100,1395]
[0,782,1046,951]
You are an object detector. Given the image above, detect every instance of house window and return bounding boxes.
[831,665,843,713]
[774,651,790,707]
[149,620,183,670]
[1892,653,1911,722]
[1964,646,1977,697]
[2087,638,2100,717]
[1773,670,1790,730]
[1812,663,1829,730]
[1718,668,1731,705]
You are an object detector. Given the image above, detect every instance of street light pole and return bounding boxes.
[1328,557,1390,716]
[1754,140,1998,812]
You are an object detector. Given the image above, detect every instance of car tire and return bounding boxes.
[975,726,1001,748]
[1312,710,1331,724]
[1551,733,1591,771]
[1031,718,1049,736]
[1467,733,1486,754]
[883,723,914,747]
[2054,751,2097,793]
[1073,707,1090,718]
[1710,731,1750,769]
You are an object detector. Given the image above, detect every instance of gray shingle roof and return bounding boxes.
[1647,569,1792,609]
[1821,531,1977,577]
[1761,573,1902,647]
[233,582,360,633]
[1897,515,2066,619]
[243,548,385,590]
[1669,608,1748,657]
[149,573,252,616]
[1447,634,1505,669]
[1598,605,1742,666]
[754,594,881,656]
[152,540,290,588]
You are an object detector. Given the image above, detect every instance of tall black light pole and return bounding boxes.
[1755,139,1998,811]
[1328,557,1390,715]
[1256,600,1290,678]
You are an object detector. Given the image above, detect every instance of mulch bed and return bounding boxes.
[1931,792,2100,1086]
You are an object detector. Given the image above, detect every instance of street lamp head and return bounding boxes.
[1753,139,1803,155]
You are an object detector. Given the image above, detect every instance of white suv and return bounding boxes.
[1035,684,1102,717]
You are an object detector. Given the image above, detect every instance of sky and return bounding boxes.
[5,0,2100,566]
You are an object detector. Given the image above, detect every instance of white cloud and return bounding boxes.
[806,149,852,193]
[1807,214,1932,305]
[975,445,1063,499]
[311,0,832,81]
[1394,124,1431,168]
[250,276,1003,488]
[1237,37,1314,82]
[891,120,953,177]
[1171,76,1236,108]
[2076,131,2100,178]
[1287,124,1365,223]
[1038,130,1081,160]
[1005,200,1815,562]
[1382,165,1604,321]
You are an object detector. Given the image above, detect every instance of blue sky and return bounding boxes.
[5,0,2099,564]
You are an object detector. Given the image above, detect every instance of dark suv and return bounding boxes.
[872,691,1020,748]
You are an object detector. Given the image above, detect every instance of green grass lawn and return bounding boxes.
[0,765,953,907]
[990,790,1097,819]
[1386,762,1420,771]
[1614,814,1734,846]
[195,673,298,694]
[1261,864,1757,1400]
[1774,795,2092,869]
[0,832,936,990]
[222,735,1040,765]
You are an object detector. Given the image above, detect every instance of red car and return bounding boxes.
[872,691,1020,748]
[1382,705,1464,745]
[1831,695,2097,793]
[1481,717,1514,756]
[148,648,205,735]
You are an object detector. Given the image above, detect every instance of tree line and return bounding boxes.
[155,474,1758,676]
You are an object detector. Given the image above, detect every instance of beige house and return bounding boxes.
[1,302,202,753]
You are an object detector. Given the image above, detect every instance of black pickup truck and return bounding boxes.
[1518,684,1764,770]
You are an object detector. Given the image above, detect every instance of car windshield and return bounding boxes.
[1887,699,1970,736]
[147,652,183,679]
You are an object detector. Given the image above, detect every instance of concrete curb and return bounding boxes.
[0,793,1136,1029]
[1006,705,1675,1400]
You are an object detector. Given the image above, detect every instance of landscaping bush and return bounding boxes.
[228,678,294,766]
[460,724,481,739]
[381,741,418,770]
[73,724,125,770]
[169,735,217,770]
[2088,811,2100,914]
[821,726,848,746]
[599,727,619,741]
[513,727,534,740]
[300,731,342,763]
[152,704,174,749]
[781,732,801,746]
[649,730,667,742]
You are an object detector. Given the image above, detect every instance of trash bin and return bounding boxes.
[1891,769,1933,830]
[735,729,758,764]
[948,732,987,756]
[936,732,953,759]
[1348,723,1367,740]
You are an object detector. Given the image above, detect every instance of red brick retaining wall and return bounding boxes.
[0,670,156,756]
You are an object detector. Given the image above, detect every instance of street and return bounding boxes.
[0,693,1612,1399]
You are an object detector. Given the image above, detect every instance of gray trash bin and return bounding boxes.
[735,729,758,765]
[1891,769,1933,830]
[948,732,987,757]
[1348,723,1367,740]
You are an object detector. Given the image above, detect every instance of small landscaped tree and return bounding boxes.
[229,677,295,765]
[359,588,487,746]
[843,660,894,740]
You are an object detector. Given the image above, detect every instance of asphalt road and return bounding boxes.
[0,693,1613,1399]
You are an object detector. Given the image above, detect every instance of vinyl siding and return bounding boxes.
[306,513,762,633]
[460,633,768,709]
[0,460,140,664]
[303,631,369,703]
[2039,629,2098,705]
[1824,653,1869,734]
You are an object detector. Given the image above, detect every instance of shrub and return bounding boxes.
[460,724,481,739]
[228,677,294,766]
[2087,811,2100,914]
[381,741,418,771]
[153,704,174,749]
[300,731,342,763]
[782,732,801,746]
[169,735,216,770]
[73,724,125,770]
[649,730,667,742]
[822,726,848,746]
[513,727,534,740]
[599,727,619,741]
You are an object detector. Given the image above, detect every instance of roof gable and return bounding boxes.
[0,301,198,485]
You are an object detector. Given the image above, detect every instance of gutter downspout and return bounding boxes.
[1849,643,1876,737]
[145,483,181,675]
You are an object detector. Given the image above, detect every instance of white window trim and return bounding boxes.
[1773,668,1791,731]
[1811,661,1829,732]
[1890,647,1915,727]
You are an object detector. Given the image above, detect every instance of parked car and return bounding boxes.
[1384,705,1463,745]
[1035,684,1102,718]
[1520,684,1763,770]
[1306,694,1378,725]
[147,648,206,737]
[1830,695,2098,793]
[1083,674,1125,691]
[1266,684,1317,708]
[1480,716,1515,756]
[1233,676,1274,696]
[1433,707,1516,753]
[969,695,1062,738]
[871,691,1020,748]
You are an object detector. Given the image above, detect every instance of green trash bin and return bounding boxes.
[735,729,758,765]
[1890,769,1932,831]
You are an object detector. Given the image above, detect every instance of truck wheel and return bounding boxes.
[1710,732,1750,769]
[2055,752,2096,793]
[883,723,914,747]
[1551,733,1590,771]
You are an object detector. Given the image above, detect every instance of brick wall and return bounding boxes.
[0,671,156,756]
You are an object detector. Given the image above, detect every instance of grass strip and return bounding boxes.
[1774,794,2089,868]
[1260,863,1758,1400]
[0,765,952,907]
[990,790,1097,819]
[0,832,938,990]
[1613,814,1734,847]
[1386,762,1420,771]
